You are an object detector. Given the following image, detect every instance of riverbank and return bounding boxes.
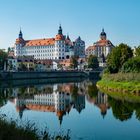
[0,115,38,140]
[97,73,140,94]
[0,115,70,140]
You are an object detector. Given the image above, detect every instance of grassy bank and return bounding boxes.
[0,115,70,140]
[97,73,140,94]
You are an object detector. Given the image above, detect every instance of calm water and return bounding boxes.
[0,79,140,140]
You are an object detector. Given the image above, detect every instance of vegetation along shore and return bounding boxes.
[97,44,140,94]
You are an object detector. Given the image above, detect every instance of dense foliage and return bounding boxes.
[70,56,78,69]
[106,43,133,73]
[135,46,140,57]
[0,115,71,140]
[87,55,99,70]
[0,49,8,70]
[121,56,140,73]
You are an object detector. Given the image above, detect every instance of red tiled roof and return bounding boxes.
[25,38,55,47]
[35,59,52,65]
[96,39,112,46]
[86,39,113,51]
[55,34,64,41]
[26,104,55,112]
[16,38,25,44]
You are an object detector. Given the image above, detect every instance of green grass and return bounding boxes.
[98,85,140,103]
[97,73,140,94]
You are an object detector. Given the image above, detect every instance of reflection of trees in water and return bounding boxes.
[108,97,134,121]
[135,105,140,121]
[19,87,26,95]
[71,84,79,99]
[87,83,98,98]
[0,88,8,106]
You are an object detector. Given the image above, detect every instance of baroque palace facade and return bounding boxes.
[86,29,114,59]
[14,25,85,60]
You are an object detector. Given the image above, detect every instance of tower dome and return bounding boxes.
[100,28,107,40]
[55,25,64,40]
[58,24,63,35]
[15,29,25,45]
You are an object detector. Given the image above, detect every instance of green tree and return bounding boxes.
[70,56,78,69]
[87,55,99,70]
[57,63,63,70]
[107,43,133,73]
[135,46,140,57]
[0,49,8,70]
[19,63,27,71]
[8,61,13,71]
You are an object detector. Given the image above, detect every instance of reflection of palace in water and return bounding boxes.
[86,89,110,118]
[7,81,110,124]
[10,83,85,125]
[95,91,110,118]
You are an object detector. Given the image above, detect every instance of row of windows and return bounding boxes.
[16,49,66,54]
[35,57,54,60]
[26,45,54,49]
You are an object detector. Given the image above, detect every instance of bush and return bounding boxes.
[0,115,71,140]
[121,57,140,73]
[102,73,140,82]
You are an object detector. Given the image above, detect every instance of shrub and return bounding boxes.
[121,57,140,73]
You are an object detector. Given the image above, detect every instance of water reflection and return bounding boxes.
[1,81,140,124]
[1,83,86,125]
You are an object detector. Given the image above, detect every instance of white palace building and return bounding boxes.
[14,25,85,60]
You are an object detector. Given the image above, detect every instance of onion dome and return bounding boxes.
[100,28,106,36]
[19,29,23,39]
[15,29,25,45]
[100,28,107,40]
[58,24,63,35]
[55,25,64,40]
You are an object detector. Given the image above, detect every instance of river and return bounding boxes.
[0,79,140,140]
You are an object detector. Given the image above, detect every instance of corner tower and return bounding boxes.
[15,29,25,56]
[54,25,65,60]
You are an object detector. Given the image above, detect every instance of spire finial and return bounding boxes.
[67,33,70,40]
[19,27,23,39]
[58,24,62,35]
[102,28,104,32]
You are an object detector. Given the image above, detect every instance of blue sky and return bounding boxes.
[0,0,140,49]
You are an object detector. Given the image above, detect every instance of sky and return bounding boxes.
[0,0,140,50]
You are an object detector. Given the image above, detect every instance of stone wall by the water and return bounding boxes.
[0,71,87,80]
